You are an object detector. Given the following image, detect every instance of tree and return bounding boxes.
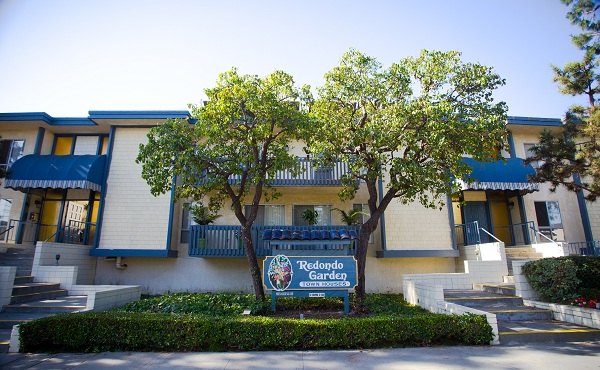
[136,68,312,300]
[525,0,600,201]
[308,49,508,308]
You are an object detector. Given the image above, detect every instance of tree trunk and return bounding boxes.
[241,226,265,300]
[353,218,378,312]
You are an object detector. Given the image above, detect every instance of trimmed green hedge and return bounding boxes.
[522,256,600,302]
[19,311,493,352]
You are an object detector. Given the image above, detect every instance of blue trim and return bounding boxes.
[574,174,594,241]
[34,128,45,155]
[88,110,190,120]
[507,131,516,158]
[15,193,29,244]
[0,112,53,124]
[92,126,116,250]
[447,195,457,249]
[507,116,562,127]
[0,113,96,126]
[70,136,76,154]
[166,178,176,252]
[51,118,96,126]
[89,249,178,257]
[376,250,460,258]
[378,177,387,251]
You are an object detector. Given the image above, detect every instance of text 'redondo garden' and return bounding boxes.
[263,255,358,291]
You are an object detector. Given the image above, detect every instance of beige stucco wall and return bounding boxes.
[511,130,586,242]
[94,242,456,294]
[586,200,600,240]
[383,198,453,250]
[98,127,172,250]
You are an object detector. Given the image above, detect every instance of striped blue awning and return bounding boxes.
[4,154,106,193]
[460,157,539,192]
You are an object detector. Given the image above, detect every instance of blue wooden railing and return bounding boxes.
[189,225,361,257]
[563,241,600,256]
[211,158,350,187]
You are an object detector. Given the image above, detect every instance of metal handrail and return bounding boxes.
[0,224,15,239]
[44,225,69,242]
[530,225,559,245]
[479,227,503,244]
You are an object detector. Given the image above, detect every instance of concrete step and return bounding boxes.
[474,283,516,296]
[0,329,11,353]
[3,295,86,313]
[505,252,543,258]
[10,288,68,305]
[11,282,63,296]
[13,276,34,284]
[444,290,523,308]
[485,307,554,321]
[499,320,600,344]
[503,275,515,284]
[0,247,35,276]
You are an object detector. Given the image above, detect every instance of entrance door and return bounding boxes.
[463,202,491,243]
[490,201,513,245]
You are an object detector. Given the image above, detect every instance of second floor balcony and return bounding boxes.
[222,158,350,187]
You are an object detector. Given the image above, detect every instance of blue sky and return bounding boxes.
[0,0,588,118]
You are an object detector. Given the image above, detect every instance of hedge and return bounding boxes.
[522,256,600,302]
[19,311,493,352]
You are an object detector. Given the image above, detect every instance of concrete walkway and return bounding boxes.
[0,342,599,369]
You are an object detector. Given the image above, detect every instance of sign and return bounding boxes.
[263,255,357,291]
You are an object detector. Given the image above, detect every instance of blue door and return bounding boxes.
[463,202,491,243]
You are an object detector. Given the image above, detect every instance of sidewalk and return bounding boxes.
[1,342,599,369]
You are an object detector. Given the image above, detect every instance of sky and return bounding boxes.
[0,0,590,119]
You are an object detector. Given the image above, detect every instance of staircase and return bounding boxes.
[445,284,600,344]
[0,248,87,353]
[0,246,35,276]
[504,246,543,275]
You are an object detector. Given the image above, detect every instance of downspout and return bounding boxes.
[115,256,127,269]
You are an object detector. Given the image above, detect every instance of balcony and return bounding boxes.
[188,225,360,258]
[223,158,350,187]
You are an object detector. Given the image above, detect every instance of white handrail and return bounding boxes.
[479,227,503,243]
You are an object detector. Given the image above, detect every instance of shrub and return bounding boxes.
[19,311,493,353]
[566,256,600,290]
[119,293,271,316]
[521,257,580,302]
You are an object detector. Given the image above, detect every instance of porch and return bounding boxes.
[454,220,600,256]
[0,219,97,246]
[188,225,360,258]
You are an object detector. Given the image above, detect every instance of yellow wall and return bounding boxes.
[53,137,73,155]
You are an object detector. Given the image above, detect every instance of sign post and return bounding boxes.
[263,255,358,313]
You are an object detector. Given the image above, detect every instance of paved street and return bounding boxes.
[1,342,599,369]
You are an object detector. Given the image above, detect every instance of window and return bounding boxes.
[0,139,24,171]
[244,205,285,226]
[0,198,12,241]
[53,136,74,155]
[293,205,332,226]
[534,201,564,241]
[524,143,543,170]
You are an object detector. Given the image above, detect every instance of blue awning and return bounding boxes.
[4,155,106,192]
[460,157,539,192]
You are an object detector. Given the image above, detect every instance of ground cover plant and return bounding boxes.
[18,293,494,352]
